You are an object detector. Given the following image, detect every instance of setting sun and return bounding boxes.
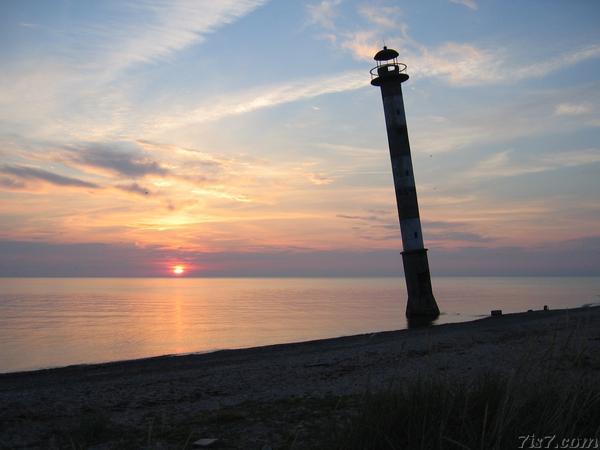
[172,265,185,275]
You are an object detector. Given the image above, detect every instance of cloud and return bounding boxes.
[190,187,252,203]
[320,7,600,87]
[137,139,225,174]
[358,5,403,28]
[431,231,489,243]
[1,236,598,276]
[554,102,593,116]
[18,22,39,28]
[337,213,492,244]
[0,1,270,142]
[405,42,600,86]
[0,165,99,189]
[72,0,269,73]
[341,30,380,61]
[307,172,334,185]
[337,213,381,221]
[0,177,27,189]
[67,142,169,178]
[157,70,366,128]
[306,0,343,29]
[423,220,491,243]
[410,83,600,154]
[115,182,151,196]
[511,44,600,81]
[468,149,600,179]
[430,236,600,276]
[409,42,497,84]
[449,0,478,11]
[6,1,597,142]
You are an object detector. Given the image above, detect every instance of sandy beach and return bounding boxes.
[1,305,599,449]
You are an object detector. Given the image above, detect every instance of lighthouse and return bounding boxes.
[370,47,440,319]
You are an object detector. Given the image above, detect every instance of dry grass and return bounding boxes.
[330,323,600,450]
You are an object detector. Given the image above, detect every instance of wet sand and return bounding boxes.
[1,306,599,449]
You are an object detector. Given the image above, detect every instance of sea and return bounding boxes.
[1,276,599,374]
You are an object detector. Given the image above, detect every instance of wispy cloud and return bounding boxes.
[554,102,593,116]
[307,172,334,185]
[337,213,385,222]
[358,4,402,28]
[0,177,26,189]
[511,44,600,81]
[424,220,491,243]
[449,0,478,11]
[18,22,39,28]
[468,149,600,179]
[410,83,600,154]
[0,165,99,189]
[335,210,491,245]
[442,43,600,85]
[65,142,169,178]
[75,0,269,72]
[0,1,270,142]
[312,4,600,87]
[156,70,366,129]
[115,182,151,196]
[306,0,343,29]
[345,37,600,86]
[340,30,380,61]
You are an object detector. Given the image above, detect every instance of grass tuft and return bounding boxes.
[330,372,600,450]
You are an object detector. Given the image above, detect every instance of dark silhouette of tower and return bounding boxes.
[371,47,440,319]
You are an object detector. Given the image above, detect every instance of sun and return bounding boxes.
[172,265,185,275]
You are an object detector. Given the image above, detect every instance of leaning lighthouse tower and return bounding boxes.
[371,47,440,319]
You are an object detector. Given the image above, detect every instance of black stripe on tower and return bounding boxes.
[395,186,420,220]
[387,123,411,155]
[380,86,421,220]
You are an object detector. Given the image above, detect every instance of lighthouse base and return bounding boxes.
[402,249,440,318]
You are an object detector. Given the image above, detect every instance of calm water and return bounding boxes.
[1,277,599,373]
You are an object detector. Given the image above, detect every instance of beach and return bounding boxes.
[1,305,599,449]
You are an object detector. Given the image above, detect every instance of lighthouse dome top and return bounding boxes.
[370,46,408,86]
[374,46,399,61]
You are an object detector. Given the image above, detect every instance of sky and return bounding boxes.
[0,0,599,277]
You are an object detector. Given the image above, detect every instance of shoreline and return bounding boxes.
[0,305,587,379]
[2,305,599,448]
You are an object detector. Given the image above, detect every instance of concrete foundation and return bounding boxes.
[402,249,440,317]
